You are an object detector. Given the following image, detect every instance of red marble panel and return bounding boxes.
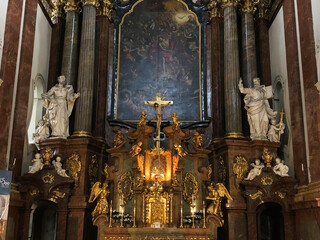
[0,0,23,169]
[9,0,38,181]
[94,16,110,139]
[282,0,309,185]
[211,18,224,139]
[296,0,320,182]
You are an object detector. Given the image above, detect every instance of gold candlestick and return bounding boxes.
[179,194,183,228]
[109,200,113,228]
[203,200,206,229]
[133,199,137,228]
[191,196,195,228]
[120,197,124,228]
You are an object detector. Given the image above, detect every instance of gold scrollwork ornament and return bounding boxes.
[183,172,199,204]
[42,173,54,184]
[118,172,133,204]
[66,152,81,187]
[249,190,263,200]
[233,155,248,188]
[261,176,273,185]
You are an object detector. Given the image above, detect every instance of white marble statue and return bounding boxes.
[28,153,44,173]
[239,78,277,140]
[244,159,265,180]
[273,157,289,177]
[52,156,69,177]
[42,75,80,137]
[267,119,285,142]
[33,118,50,145]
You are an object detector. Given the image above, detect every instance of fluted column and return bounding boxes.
[73,0,99,136]
[222,0,243,137]
[61,0,79,86]
[241,0,259,88]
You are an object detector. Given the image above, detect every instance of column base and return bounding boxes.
[72,131,92,137]
[224,132,245,139]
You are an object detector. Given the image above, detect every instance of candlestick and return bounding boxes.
[191,195,195,228]
[179,194,183,228]
[120,197,124,227]
[133,199,137,228]
[109,200,113,227]
[203,200,206,229]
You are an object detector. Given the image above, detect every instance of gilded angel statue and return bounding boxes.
[89,182,110,220]
[206,182,233,218]
[130,141,142,157]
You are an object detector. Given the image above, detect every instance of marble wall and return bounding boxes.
[268,7,294,177]
[0,0,9,67]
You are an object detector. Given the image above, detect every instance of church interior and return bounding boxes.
[0,0,319,239]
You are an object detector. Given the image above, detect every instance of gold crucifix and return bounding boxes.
[145,93,173,151]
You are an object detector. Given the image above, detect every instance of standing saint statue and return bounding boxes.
[42,76,80,137]
[239,78,277,140]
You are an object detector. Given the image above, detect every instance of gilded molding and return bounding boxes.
[240,0,260,13]
[219,0,240,8]
[207,0,222,19]
[258,2,269,19]
[64,0,79,12]
[82,0,100,7]
[51,0,64,19]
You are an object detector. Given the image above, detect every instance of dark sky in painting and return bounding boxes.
[116,0,201,121]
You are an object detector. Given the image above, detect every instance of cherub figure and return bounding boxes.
[33,116,50,149]
[29,153,44,173]
[244,159,265,180]
[206,182,233,217]
[268,119,285,142]
[174,144,186,157]
[89,182,110,220]
[138,111,148,127]
[130,141,142,157]
[170,112,180,130]
[52,156,69,177]
[273,157,289,177]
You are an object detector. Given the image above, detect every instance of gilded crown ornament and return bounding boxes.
[241,0,260,13]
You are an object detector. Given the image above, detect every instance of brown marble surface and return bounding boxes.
[257,18,272,86]
[9,0,38,181]
[210,18,224,139]
[282,0,309,185]
[94,16,110,139]
[47,17,65,90]
[0,0,24,169]
[296,0,320,182]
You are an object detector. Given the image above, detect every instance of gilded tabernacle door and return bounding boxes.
[110,0,210,125]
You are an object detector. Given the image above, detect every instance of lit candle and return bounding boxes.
[133,199,137,228]
[203,200,206,229]
[109,200,112,228]
[180,194,183,228]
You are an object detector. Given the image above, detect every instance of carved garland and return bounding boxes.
[183,172,199,205]
[66,152,81,187]
[117,172,133,204]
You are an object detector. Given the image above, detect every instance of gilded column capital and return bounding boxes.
[51,0,64,20]
[98,0,113,19]
[64,0,79,12]
[258,2,269,19]
[82,0,100,8]
[240,0,260,13]
[208,0,223,19]
[219,0,240,9]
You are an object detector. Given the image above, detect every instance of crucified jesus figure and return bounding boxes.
[145,93,173,151]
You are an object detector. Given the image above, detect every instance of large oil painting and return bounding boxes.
[116,0,201,122]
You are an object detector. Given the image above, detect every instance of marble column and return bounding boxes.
[222,0,243,137]
[241,0,259,88]
[257,2,272,86]
[61,0,79,86]
[73,0,98,136]
[94,1,113,140]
